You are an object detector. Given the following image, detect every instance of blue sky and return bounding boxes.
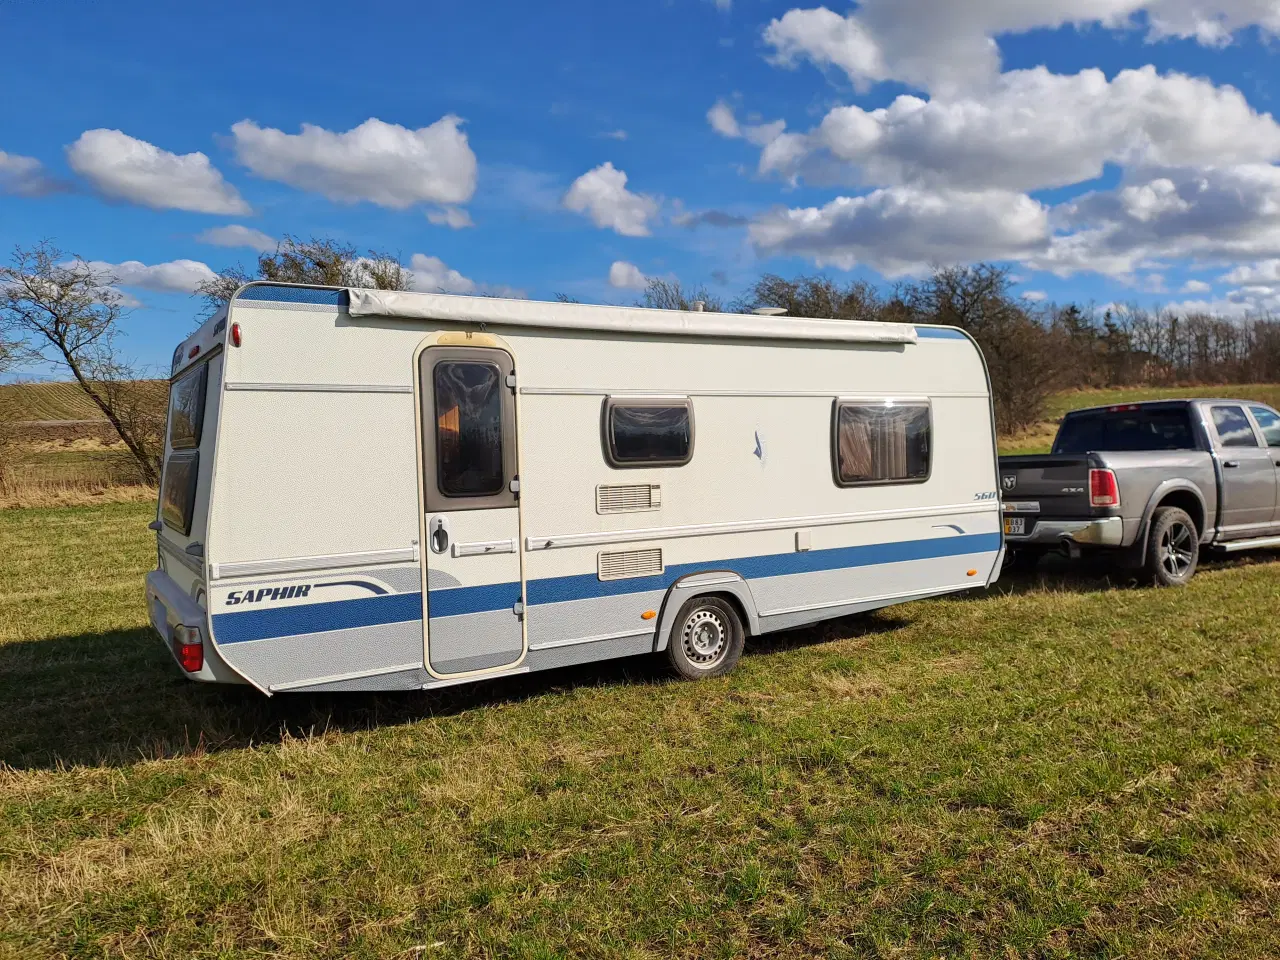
[2,0,1280,375]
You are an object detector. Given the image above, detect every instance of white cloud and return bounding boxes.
[85,259,217,294]
[231,116,477,210]
[408,253,476,294]
[0,150,65,197]
[196,224,276,252]
[608,261,648,289]
[749,186,1049,276]
[1034,164,1280,277]
[427,206,475,228]
[1221,259,1280,284]
[1164,284,1280,317]
[1022,290,1048,302]
[755,67,1280,193]
[562,162,660,237]
[1181,279,1214,293]
[599,129,629,141]
[67,129,249,214]
[710,0,731,9]
[707,100,788,148]
[763,1,1280,95]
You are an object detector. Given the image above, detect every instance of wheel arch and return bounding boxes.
[1135,481,1209,566]
[653,571,760,652]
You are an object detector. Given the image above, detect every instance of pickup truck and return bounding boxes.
[999,398,1280,585]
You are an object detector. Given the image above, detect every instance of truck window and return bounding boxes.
[833,402,930,486]
[1249,406,1280,447]
[1053,408,1194,454]
[604,399,693,467]
[1210,405,1259,448]
[434,361,505,497]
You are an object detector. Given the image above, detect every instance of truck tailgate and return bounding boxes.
[999,455,1097,524]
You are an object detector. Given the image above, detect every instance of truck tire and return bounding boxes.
[665,596,744,680]
[1144,507,1199,587]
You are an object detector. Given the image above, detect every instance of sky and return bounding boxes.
[2,0,1280,376]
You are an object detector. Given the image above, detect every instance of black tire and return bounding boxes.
[665,595,745,680]
[1004,547,1043,575]
[1144,507,1199,587]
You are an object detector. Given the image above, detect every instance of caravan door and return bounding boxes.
[418,345,525,676]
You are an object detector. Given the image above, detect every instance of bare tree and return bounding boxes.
[640,278,724,313]
[744,273,882,321]
[197,236,411,316]
[0,242,163,484]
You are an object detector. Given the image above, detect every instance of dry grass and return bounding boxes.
[0,480,155,509]
[1,503,1278,958]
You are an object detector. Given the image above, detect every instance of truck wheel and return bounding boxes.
[1144,507,1199,587]
[665,596,744,680]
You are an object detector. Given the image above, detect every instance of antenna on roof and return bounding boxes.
[752,307,788,317]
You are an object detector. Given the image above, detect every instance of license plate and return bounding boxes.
[1004,517,1026,536]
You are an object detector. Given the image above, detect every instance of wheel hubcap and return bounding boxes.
[682,608,728,666]
[1160,522,1195,579]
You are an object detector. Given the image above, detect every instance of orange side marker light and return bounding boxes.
[641,610,657,620]
[967,569,978,577]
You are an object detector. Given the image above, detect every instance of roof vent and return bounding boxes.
[752,307,788,317]
[692,300,706,312]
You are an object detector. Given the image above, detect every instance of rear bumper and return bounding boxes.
[145,569,244,684]
[1007,517,1125,548]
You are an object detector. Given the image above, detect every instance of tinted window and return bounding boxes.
[168,364,208,450]
[1211,405,1258,448]
[434,361,505,497]
[1053,408,1195,454]
[1249,406,1280,447]
[606,402,693,466]
[160,452,199,535]
[835,403,930,485]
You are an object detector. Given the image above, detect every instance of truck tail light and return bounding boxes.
[1089,468,1121,508]
[171,624,204,673]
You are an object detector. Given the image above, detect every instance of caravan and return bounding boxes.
[146,284,1004,694]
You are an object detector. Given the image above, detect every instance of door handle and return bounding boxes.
[428,516,451,554]
[1223,461,1240,468]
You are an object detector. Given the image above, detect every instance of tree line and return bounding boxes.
[3,238,1276,487]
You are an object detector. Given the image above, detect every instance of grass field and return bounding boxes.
[0,381,109,423]
[1,504,1278,958]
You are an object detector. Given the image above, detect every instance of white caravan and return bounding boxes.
[146,283,1005,694]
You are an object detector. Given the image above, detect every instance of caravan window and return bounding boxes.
[168,363,208,450]
[604,399,694,467]
[833,402,931,486]
[434,361,505,497]
[160,452,199,535]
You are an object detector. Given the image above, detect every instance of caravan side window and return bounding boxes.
[168,363,208,450]
[433,361,506,497]
[833,401,931,486]
[604,398,694,467]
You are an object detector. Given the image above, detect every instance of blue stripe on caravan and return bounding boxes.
[235,285,347,306]
[212,533,1001,644]
[212,591,420,645]
[914,327,969,340]
[427,581,523,618]
[527,532,999,605]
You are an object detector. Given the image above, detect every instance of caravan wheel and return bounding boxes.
[666,596,744,680]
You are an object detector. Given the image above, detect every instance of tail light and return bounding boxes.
[230,322,242,347]
[171,624,204,673]
[1089,468,1121,508]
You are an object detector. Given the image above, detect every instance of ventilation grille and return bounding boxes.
[596,483,662,514]
[598,548,664,581]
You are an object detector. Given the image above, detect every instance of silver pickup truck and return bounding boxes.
[999,398,1280,585]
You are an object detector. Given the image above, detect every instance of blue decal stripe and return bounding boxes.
[235,286,347,305]
[213,592,420,644]
[915,327,969,340]
[527,532,998,605]
[212,533,1000,644]
[427,581,523,618]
